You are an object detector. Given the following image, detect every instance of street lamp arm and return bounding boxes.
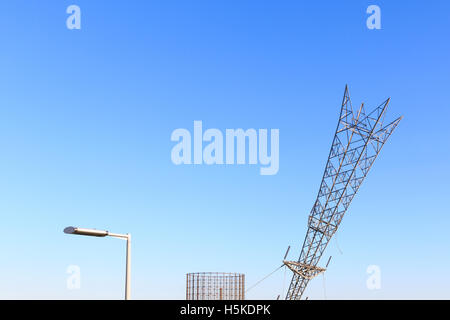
[108,232,130,240]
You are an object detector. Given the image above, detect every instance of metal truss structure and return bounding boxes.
[186,272,245,300]
[285,85,402,300]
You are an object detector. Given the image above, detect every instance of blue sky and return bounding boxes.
[0,1,449,299]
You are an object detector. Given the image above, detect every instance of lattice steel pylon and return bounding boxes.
[285,85,402,300]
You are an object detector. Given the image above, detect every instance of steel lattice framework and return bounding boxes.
[284,85,402,300]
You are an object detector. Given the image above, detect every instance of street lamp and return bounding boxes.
[64,226,131,300]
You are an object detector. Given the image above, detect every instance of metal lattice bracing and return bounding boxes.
[285,85,402,300]
[186,272,245,300]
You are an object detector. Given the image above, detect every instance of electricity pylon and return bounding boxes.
[284,85,402,300]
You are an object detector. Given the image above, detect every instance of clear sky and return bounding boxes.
[0,1,449,299]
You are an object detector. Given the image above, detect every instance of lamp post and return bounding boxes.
[64,226,131,300]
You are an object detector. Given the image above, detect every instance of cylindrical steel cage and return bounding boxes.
[186,272,245,300]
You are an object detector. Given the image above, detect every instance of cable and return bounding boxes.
[245,265,284,293]
[335,232,343,255]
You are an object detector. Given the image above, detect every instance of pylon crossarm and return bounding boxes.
[283,261,326,280]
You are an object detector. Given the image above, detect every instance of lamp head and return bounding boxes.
[64,226,108,237]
